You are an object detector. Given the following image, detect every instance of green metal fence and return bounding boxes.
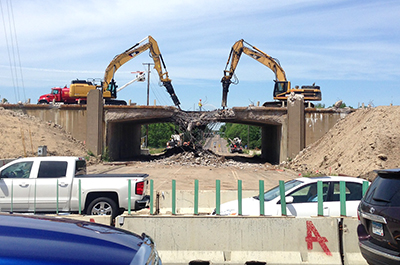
[148,179,370,217]
[3,178,371,217]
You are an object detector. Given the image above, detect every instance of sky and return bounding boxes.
[1,0,400,111]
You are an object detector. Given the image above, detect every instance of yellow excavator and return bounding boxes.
[221,39,321,108]
[69,36,180,107]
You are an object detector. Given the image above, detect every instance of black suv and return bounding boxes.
[358,169,400,265]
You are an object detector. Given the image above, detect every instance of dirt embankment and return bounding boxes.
[286,106,400,180]
[0,107,88,159]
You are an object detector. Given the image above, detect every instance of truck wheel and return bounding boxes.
[86,197,118,217]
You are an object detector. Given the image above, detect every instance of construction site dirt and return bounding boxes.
[87,156,298,191]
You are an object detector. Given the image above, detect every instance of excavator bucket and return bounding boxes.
[163,81,181,108]
[221,80,230,108]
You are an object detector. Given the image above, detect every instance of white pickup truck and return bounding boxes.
[0,156,149,218]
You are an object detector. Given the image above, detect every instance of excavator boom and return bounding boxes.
[103,36,180,107]
[221,39,321,108]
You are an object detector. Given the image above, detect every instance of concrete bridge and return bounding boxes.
[0,90,353,163]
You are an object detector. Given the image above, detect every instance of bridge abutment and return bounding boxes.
[287,95,305,160]
[86,90,103,157]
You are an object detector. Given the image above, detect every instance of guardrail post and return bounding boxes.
[216,180,221,215]
[128,179,131,215]
[317,180,323,216]
[78,179,81,215]
[172,180,176,215]
[150,180,154,215]
[238,179,242,216]
[362,181,369,196]
[194,179,199,215]
[259,180,264,215]
[340,181,346,216]
[279,180,286,216]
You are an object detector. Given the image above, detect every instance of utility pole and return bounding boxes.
[247,125,250,150]
[143,63,154,106]
[143,63,154,148]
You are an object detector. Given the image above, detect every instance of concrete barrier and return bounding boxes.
[342,218,367,265]
[153,190,257,214]
[117,215,343,265]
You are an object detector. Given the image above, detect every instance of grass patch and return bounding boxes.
[149,147,166,155]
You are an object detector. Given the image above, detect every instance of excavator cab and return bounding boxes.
[273,81,322,101]
[107,79,118,98]
[273,81,290,98]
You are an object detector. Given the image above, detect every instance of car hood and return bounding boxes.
[219,197,263,216]
[0,214,147,264]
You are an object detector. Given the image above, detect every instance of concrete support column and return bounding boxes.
[86,90,103,156]
[107,122,141,161]
[261,125,281,164]
[287,95,305,159]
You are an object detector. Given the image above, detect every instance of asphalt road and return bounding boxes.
[203,134,229,154]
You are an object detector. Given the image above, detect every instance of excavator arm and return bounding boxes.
[102,36,180,107]
[221,39,288,108]
[221,39,321,108]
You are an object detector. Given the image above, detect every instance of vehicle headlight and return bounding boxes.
[130,234,162,265]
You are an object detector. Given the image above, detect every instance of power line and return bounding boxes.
[9,0,25,100]
[0,0,24,103]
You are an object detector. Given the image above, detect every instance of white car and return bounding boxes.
[216,176,369,217]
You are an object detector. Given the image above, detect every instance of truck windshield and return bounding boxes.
[76,160,86,175]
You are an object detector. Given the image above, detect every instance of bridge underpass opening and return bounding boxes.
[218,122,282,164]
[107,121,141,161]
[261,124,281,165]
[105,119,282,164]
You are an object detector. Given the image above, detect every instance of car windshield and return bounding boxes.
[254,179,303,201]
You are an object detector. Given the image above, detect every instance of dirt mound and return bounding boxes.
[286,106,400,180]
[0,107,89,160]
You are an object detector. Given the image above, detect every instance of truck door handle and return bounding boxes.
[58,182,68,187]
[19,183,29,188]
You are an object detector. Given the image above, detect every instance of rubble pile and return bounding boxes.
[149,146,273,169]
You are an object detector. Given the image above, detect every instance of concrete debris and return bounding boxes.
[149,147,272,169]
[288,92,304,105]
[333,100,343,109]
